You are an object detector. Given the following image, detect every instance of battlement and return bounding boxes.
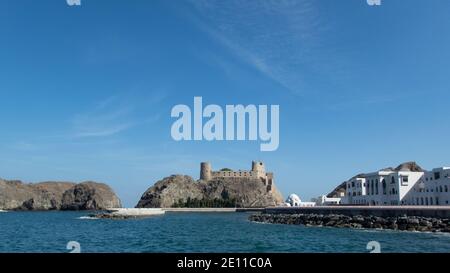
[200,161,274,192]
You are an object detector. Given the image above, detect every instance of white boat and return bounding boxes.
[0,209,7,213]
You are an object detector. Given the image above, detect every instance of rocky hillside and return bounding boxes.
[0,179,121,211]
[136,175,284,208]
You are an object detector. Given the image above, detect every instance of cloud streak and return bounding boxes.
[70,92,164,138]
[71,97,134,138]
[185,0,332,94]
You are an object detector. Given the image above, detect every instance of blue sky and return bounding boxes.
[1,0,450,207]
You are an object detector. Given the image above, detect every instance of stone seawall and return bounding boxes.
[249,213,450,233]
[264,206,450,218]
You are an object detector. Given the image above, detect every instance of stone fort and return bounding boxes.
[200,161,274,192]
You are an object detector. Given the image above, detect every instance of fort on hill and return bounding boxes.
[136,161,284,208]
[200,161,274,192]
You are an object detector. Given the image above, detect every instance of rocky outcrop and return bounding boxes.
[327,181,346,198]
[60,182,122,210]
[136,175,284,208]
[394,161,425,172]
[249,213,450,233]
[0,179,121,211]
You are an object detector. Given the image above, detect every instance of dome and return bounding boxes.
[286,194,302,206]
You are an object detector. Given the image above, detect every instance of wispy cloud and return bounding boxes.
[184,0,333,94]
[71,96,134,138]
[71,92,164,138]
[10,141,39,152]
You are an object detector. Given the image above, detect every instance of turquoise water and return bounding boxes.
[0,211,449,253]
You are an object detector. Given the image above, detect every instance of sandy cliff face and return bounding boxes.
[136,175,284,208]
[0,179,121,210]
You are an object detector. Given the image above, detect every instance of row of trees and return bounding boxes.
[172,197,238,208]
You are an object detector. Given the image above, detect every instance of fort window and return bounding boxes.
[445,185,448,192]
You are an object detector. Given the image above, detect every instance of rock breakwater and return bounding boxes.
[249,213,450,233]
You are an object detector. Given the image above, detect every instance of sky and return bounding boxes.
[1,0,450,207]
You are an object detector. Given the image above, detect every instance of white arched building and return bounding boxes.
[341,163,450,206]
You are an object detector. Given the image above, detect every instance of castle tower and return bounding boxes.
[252,161,266,178]
[200,162,212,181]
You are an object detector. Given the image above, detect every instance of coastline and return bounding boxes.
[249,213,450,233]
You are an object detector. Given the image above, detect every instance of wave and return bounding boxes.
[78,216,99,220]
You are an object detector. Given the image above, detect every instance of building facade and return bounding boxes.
[341,164,450,206]
[312,195,342,206]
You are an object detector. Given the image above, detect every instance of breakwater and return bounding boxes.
[249,213,450,233]
[264,206,450,218]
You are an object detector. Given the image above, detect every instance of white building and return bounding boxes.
[285,194,316,207]
[312,195,342,206]
[340,163,450,206]
[404,167,450,206]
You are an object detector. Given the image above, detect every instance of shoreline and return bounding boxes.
[249,213,450,233]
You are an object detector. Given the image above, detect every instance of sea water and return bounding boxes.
[0,211,449,253]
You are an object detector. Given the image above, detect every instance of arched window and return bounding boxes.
[440,186,443,192]
[382,180,387,195]
[391,177,395,184]
[445,185,449,192]
[421,197,424,205]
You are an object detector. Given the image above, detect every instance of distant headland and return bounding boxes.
[0,179,121,211]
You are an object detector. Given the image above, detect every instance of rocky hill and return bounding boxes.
[136,175,284,208]
[0,179,121,211]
